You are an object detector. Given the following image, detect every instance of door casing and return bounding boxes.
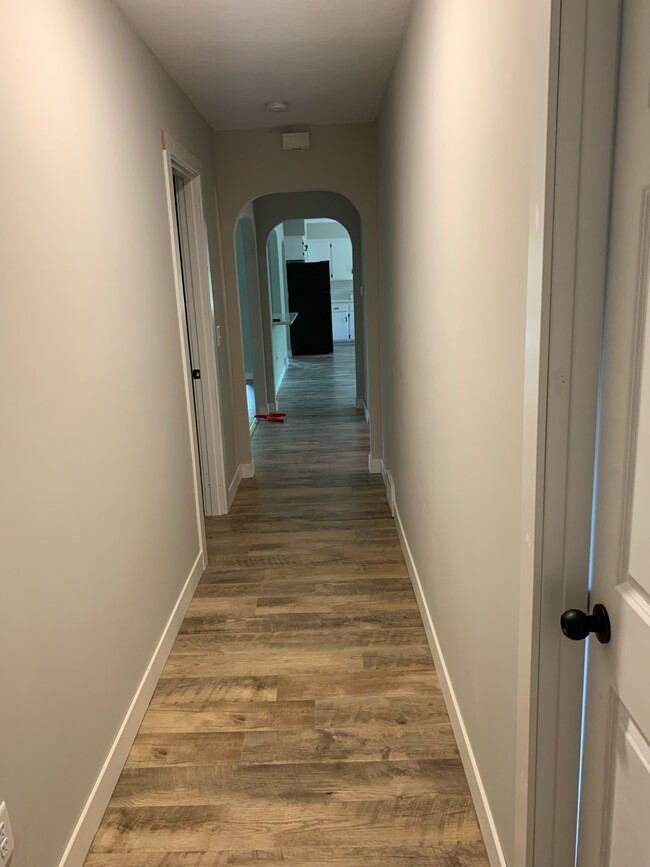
[516,1,623,865]
[162,132,228,519]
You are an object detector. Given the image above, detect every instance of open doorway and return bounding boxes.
[230,190,376,478]
[266,218,358,415]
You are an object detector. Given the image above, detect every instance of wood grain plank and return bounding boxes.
[84,844,492,866]
[277,669,439,700]
[139,700,315,734]
[240,723,461,764]
[91,795,484,852]
[125,733,244,768]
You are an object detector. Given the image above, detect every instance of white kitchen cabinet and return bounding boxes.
[305,239,330,264]
[331,303,354,342]
[305,238,353,281]
[330,238,353,280]
[284,235,305,261]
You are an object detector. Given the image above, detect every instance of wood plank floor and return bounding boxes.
[85,345,489,867]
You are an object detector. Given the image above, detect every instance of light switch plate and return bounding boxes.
[0,802,15,862]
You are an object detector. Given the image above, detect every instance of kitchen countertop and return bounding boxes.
[272,312,298,326]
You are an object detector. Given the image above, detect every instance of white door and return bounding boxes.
[574,1,650,862]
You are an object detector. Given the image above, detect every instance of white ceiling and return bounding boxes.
[115,0,413,131]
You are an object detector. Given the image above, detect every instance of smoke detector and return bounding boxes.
[265,101,289,113]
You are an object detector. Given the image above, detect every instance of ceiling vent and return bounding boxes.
[281,131,311,151]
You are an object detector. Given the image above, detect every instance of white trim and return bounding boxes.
[393,503,507,867]
[516,3,622,865]
[275,356,290,393]
[368,455,382,474]
[355,397,364,410]
[57,551,205,867]
[241,460,255,479]
[363,400,370,423]
[249,416,259,435]
[227,465,242,508]
[381,460,395,516]
[162,132,228,517]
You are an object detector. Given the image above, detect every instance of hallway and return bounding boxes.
[84,347,489,865]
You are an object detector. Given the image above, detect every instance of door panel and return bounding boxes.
[607,707,650,866]
[173,174,210,512]
[577,0,650,862]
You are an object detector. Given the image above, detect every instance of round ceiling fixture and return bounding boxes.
[265,101,289,113]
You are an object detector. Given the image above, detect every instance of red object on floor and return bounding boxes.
[255,412,287,423]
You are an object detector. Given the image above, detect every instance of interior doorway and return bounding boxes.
[231,191,377,478]
[162,133,228,518]
[266,218,359,411]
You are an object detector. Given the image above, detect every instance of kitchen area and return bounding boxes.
[284,218,355,345]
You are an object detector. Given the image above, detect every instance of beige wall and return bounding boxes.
[214,124,381,469]
[266,226,291,393]
[235,204,269,432]
[377,0,549,862]
[0,1,236,865]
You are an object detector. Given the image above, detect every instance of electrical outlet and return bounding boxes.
[0,802,14,862]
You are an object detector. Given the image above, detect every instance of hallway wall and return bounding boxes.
[0,2,236,865]
[377,0,552,863]
[266,226,291,393]
[213,124,380,469]
[234,206,269,444]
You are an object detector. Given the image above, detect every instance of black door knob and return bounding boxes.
[560,604,611,644]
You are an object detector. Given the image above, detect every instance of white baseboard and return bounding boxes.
[58,551,204,867]
[363,400,370,423]
[227,464,242,508]
[275,357,290,393]
[268,401,278,413]
[368,455,382,474]
[392,502,507,867]
[241,460,255,479]
[381,460,395,516]
[249,417,259,435]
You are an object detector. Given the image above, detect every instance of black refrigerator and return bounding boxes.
[287,261,333,355]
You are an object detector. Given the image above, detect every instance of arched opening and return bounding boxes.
[265,217,357,406]
[230,190,373,477]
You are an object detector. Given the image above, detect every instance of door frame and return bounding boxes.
[516,1,622,864]
[162,132,228,518]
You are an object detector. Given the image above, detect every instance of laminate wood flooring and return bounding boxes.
[85,345,489,867]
